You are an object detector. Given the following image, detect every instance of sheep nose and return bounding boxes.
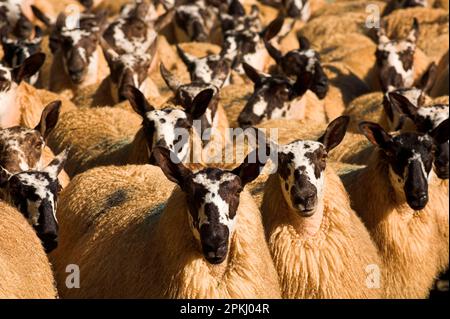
[39,232,58,253]
[237,113,256,129]
[203,245,227,265]
[69,69,84,84]
[407,193,428,211]
[293,190,317,215]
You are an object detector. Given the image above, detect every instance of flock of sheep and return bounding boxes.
[0,0,448,299]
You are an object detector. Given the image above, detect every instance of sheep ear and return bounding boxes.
[359,121,392,149]
[430,119,449,146]
[262,15,284,41]
[122,85,155,118]
[44,148,69,180]
[243,62,263,84]
[264,39,283,64]
[388,92,418,120]
[231,146,269,187]
[160,63,182,92]
[152,146,192,187]
[407,18,419,43]
[298,35,310,50]
[31,25,43,44]
[154,6,175,32]
[12,52,46,84]
[176,45,197,69]
[318,116,350,152]
[0,166,12,188]
[418,62,437,94]
[35,100,62,140]
[229,0,246,16]
[188,89,214,120]
[31,5,53,27]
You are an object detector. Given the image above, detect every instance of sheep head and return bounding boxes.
[101,2,159,102]
[0,148,69,253]
[360,119,448,210]
[123,85,213,163]
[1,25,44,85]
[389,92,449,179]
[0,100,61,173]
[265,34,329,99]
[237,62,312,128]
[152,145,267,264]
[376,18,419,92]
[273,116,349,216]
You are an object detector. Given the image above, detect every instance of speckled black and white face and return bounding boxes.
[277,140,327,216]
[160,64,220,144]
[0,126,44,173]
[238,63,310,127]
[0,149,68,253]
[102,4,157,102]
[0,0,33,38]
[153,146,265,264]
[174,0,216,42]
[360,121,448,210]
[389,92,449,179]
[266,36,328,99]
[0,100,60,174]
[124,86,212,163]
[275,116,349,216]
[376,19,419,92]
[55,13,103,85]
[176,45,230,87]
[1,26,43,85]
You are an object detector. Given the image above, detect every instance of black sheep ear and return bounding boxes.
[430,119,449,146]
[359,121,392,150]
[318,116,350,152]
[35,100,62,140]
[122,85,155,118]
[160,63,182,92]
[188,89,215,120]
[298,35,310,50]
[12,53,45,84]
[243,62,263,84]
[152,146,192,188]
[231,145,269,187]
[418,62,438,94]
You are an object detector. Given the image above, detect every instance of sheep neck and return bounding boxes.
[0,85,20,128]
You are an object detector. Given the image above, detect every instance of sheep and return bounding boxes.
[51,146,281,298]
[0,0,34,39]
[0,52,45,128]
[0,201,57,298]
[48,86,212,176]
[342,120,449,298]
[236,62,326,128]
[1,25,43,86]
[172,0,222,43]
[159,63,231,161]
[260,116,382,298]
[0,148,69,253]
[93,0,173,105]
[374,18,432,92]
[381,7,449,64]
[31,7,110,99]
[0,100,70,188]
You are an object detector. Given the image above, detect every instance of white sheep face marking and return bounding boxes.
[146,108,192,162]
[377,39,416,91]
[187,169,242,263]
[277,141,327,215]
